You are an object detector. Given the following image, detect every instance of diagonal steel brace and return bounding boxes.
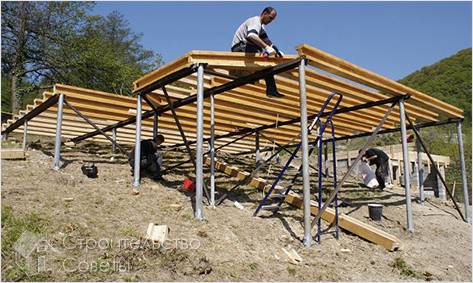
[63,99,128,155]
[311,100,398,229]
[405,113,465,221]
[161,86,211,203]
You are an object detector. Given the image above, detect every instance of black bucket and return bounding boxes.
[368,204,383,221]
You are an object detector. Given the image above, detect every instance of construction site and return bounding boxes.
[1,44,472,281]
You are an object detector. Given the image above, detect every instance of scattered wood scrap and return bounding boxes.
[204,156,401,251]
[282,247,303,265]
[1,149,25,160]
[145,223,169,244]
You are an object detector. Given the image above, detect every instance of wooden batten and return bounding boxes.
[296,44,463,119]
[204,156,401,251]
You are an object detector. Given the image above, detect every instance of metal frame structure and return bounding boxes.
[2,44,470,246]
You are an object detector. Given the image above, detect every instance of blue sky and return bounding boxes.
[92,1,472,80]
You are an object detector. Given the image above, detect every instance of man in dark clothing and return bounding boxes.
[360,148,390,190]
[231,6,284,98]
[129,134,164,181]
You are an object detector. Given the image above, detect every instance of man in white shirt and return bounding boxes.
[231,7,284,98]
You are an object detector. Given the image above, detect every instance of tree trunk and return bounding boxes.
[10,72,19,113]
[10,2,28,113]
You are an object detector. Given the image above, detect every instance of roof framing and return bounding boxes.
[2,44,463,155]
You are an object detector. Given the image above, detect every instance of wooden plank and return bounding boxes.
[188,50,297,69]
[181,75,390,133]
[284,70,431,122]
[1,149,25,160]
[204,156,401,251]
[297,44,462,119]
[133,54,191,91]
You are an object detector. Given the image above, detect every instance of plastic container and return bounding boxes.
[359,162,379,188]
[368,204,383,221]
[182,178,196,193]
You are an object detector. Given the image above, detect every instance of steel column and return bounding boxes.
[416,134,424,203]
[399,99,414,232]
[324,141,329,176]
[53,93,65,170]
[153,112,158,140]
[210,93,216,207]
[195,64,205,220]
[456,121,471,223]
[255,131,260,163]
[132,95,143,188]
[112,128,117,153]
[22,120,28,151]
[299,59,311,246]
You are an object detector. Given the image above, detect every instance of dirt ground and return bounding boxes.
[1,137,472,281]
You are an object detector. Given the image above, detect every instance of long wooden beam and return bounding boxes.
[203,156,400,251]
[297,44,462,119]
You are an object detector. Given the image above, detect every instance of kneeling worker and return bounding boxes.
[129,134,165,181]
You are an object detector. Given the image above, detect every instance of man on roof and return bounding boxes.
[231,6,285,98]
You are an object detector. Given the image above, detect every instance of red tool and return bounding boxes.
[182,178,196,193]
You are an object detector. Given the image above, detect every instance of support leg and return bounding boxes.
[22,120,28,151]
[437,165,447,201]
[53,93,65,170]
[153,112,158,140]
[324,141,329,176]
[133,95,143,188]
[299,59,311,247]
[416,136,424,203]
[112,128,117,153]
[195,64,205,220]
[456,121,471,223]
[399,98,414,232]
[210,93,216,207]
[255,131,260,163]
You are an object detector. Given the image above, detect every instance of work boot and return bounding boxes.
[265,76,285,98]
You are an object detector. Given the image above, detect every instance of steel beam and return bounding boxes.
[2,94,59,135]
[456,121,471,223]
[134,64,201,96]
[238,117,462,156]
[71,59,301,143]
[63,99,127,155]
[53,94,65,170]
[171,95,408,150]
[399,98,414,232]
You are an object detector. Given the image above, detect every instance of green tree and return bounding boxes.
[1,2,162,113]
[399,48,472,201]
[1,1,93,113]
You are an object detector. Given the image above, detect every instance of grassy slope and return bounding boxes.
[399,48,472,199]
